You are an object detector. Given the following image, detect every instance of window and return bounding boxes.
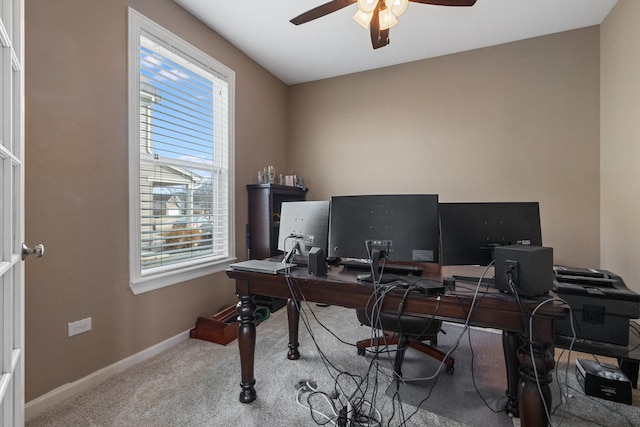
[128,9,235,294]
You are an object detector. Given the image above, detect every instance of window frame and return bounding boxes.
[127,8,235,295]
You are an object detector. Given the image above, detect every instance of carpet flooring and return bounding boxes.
[384,323,512,427]
[26,303,640,426]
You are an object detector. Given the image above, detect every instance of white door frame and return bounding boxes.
[0,0,25,425]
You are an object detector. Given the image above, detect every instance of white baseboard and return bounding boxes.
[25,329,191,420]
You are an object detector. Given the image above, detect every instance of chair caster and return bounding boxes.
[446,363,455,374]
[357,347,365,356]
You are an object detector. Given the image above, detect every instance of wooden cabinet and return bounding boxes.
[246,184,307,260]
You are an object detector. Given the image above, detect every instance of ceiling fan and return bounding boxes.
[290,0,477,49]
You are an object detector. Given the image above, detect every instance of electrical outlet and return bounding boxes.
[68,317,92,337]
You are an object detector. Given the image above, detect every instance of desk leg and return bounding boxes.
[237,295,257,403]
[287,299,301,360]
[502,331,521,418]
[517,341,554,427]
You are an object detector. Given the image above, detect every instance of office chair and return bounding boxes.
[356,308,455,378]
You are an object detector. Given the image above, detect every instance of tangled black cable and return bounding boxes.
[285,273,387,426]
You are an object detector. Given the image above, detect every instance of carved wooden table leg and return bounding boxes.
[237,295,257,403]
[517,341,555,427]
[502,330,522,418]
[287,298,300,360]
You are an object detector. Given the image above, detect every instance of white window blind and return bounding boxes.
[128,9,235,294]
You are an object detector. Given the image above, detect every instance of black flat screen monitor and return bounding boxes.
[439,202,542,266]
[328,195,440,278]
[277,201,330,260]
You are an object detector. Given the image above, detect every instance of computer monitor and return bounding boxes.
[328,194,439,282]
[277,201,330,262]
[439,202,542,266]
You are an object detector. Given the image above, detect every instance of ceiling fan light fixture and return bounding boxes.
[379,8,398,30]
[291,0,479,50]
[385,0,408,17]
[357,0,378,14]
[353,10,373,29]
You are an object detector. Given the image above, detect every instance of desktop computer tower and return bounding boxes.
[494,245,554,297]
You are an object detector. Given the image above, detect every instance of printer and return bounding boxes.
[553,265,640,346]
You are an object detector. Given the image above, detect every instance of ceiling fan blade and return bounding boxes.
[370,6,390,49]
[408,0,477,6]
[290,0,357,25]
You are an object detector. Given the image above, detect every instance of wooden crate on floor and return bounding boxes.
[190,304,261,345]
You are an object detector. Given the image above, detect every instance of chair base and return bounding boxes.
[356,333,455,376]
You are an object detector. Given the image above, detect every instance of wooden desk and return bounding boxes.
[226,266,568,427]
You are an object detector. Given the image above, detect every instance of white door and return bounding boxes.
[0,0,26,425]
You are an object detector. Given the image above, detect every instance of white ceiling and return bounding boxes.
[174,0,618,85]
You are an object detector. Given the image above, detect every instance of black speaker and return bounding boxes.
[494,245,553,297]
[308,247,327,276]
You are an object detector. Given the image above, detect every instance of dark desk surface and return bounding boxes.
[228,264,566,343]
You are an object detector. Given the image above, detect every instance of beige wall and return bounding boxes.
[601,0,640,295]
[24,0,288,400]
[289,27,601,268]
[26,0,636,404]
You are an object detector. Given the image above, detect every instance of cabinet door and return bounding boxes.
[247,184,307,259]
[247,188,271,259]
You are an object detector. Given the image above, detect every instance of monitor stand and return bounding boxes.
[282,241,300,264]
[356,249,399,284]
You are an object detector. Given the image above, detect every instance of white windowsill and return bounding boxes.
[129,257,235,294]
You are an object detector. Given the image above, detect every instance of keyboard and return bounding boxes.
[453,275,495,285]
[339,259,423,276]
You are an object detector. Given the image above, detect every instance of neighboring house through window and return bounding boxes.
[128,9,235,294]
